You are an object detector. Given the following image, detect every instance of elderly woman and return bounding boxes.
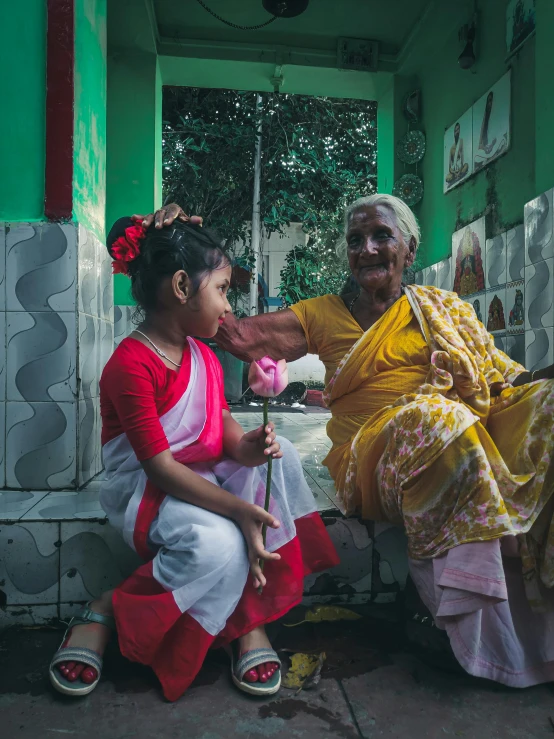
[146,195,554,688]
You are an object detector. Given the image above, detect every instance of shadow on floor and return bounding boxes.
[1,616,553,739]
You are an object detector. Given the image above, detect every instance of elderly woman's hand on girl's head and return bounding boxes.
[131,203,203,230]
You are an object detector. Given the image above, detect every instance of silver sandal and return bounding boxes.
[229,645,282,697]
[49,603,116,696]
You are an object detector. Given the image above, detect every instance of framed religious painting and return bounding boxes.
[444,109,473,193]
[506,0,535,56]
[472,72,511,174]
[452,217,486,297]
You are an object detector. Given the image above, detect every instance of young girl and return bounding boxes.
[49,216,339,701]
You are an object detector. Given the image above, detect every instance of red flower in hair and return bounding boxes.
[111,222,147,275]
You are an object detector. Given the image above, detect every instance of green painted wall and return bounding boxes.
[414,0,536,267]
[73,0,107,239]
[535,0,554,195]
[377,74,416,196]
[0,3,46,221]
[107,52,162,304]
[160,56,391,102]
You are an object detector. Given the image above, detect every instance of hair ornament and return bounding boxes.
[111,216,148,274]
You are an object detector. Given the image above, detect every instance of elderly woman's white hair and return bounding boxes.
[336,194,421,260]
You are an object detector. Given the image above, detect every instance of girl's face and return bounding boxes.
[176,264,233,338]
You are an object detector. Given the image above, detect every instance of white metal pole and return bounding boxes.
[249,93,263,316]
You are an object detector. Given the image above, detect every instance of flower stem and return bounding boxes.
[258,397,273,594]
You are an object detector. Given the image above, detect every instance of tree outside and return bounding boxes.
[162,87,377,308]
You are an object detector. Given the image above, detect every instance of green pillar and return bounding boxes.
[107,51,162,304]
[0,4,47,221]
[377,75,414,196]
[535,0,554,195]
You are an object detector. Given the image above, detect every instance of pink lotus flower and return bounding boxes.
[248,357,289,398]
[247,356,289,595]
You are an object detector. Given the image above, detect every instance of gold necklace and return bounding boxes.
[134,330,182,368]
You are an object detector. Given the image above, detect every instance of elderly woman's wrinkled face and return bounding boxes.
[345,205,416,294]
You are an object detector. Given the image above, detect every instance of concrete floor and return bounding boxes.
[1,615,553,739]
[2,409,553,737]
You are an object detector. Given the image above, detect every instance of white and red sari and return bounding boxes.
[99,336,338,701]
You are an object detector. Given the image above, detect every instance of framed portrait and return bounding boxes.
[452,217,486,297]
[444,109,473,193]
[472,72,511,174]
[506,0,536,55]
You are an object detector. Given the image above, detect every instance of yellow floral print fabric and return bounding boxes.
[316,286,554,608]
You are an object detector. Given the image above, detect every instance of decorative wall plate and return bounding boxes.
[392,174,424,206]
[397,129,426,164]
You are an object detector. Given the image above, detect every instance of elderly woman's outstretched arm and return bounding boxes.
[215,310,309,363]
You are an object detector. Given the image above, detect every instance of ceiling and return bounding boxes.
[153,0,431,57]
[108,0,473,90]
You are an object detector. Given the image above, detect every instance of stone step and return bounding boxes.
[0,477,409,628]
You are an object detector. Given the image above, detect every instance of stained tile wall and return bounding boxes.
[1,222,114,490]
[414,187,554,372]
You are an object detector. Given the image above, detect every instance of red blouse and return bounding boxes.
[100,338,228,461]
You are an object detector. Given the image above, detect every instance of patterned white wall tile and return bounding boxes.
[114,305,134,346]
[371,522,409,604]
[506,333,526,366]
[78,312,99,399]
[452,217,487,296]
[464,292,486,324]
[525,258,554,329]
[6,223,77,312]
[0,401,5,488]
[506,280,525,334]
[506,225,525,281]
[78,398,101,487]
[0,311,5,403]
[525,188,554,265]
[0,604,58,628]
[303,518,373,605]
[60,521,142,602]
[426,263,438,287]
[99,319,114,378]
[77,223,98,317]
[0,224,6,311]
[484,287,507,335]
[6,401,77,489]
[0,521,60,604]
[485,233,507,288]
[493,333,506,352]
[22,489,104,521]
[6,311,76,402]
[435,257,452,291]
[0,490,49,521]
[98,241,114,322]
[526,328,554,372]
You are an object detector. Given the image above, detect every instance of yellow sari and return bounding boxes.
[291,286,554,607]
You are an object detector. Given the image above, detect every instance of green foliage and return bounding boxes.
[278,244,350,306]
[162,87,377,303]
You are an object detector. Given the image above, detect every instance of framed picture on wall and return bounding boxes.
[452,217,486,297]
[443,109,473,193]
[506,0,536,55]
[473,72,511,174]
